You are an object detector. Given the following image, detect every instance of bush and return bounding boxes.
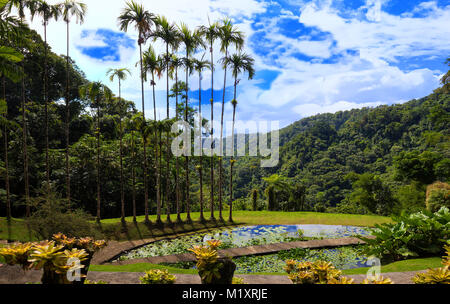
[413,243,450,284]
[426,182,450,213]
[359,207,450,263]
[26,189,99,240]
[139,269,176,284]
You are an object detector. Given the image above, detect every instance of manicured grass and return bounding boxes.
[341,257,443,275]
[1,211,392,242]
[89,257,442,276]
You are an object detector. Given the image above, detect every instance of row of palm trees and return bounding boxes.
[2,0,255,225]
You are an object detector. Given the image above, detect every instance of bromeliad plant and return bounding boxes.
[189,240,236,284]
[285,260,393,284]
[0,234,107,284]
[139,269,176,284]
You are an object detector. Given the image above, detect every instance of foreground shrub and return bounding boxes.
[0,234,107,284]
[139,269,176,284]
[413,242,450,284]
[285,260,393,284]
[189,240,236,284]
[359,207,450,262]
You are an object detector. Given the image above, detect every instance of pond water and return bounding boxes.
[118,224,372,266]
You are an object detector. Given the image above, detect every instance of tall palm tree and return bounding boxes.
[193,56,211,222]
[199,20,220,221]
[60,0,86,205]
[152,15,179,224]
[142,45,162,224]
[6,0,37,217]
[218,18,244,221]
[107,68,131,223]
[220,53,254,222]
[125,116,139,222]
[118,0,154,223]
[29,0,61,187]
[79,82,112,222]
[169,54,183,223]
[178,23,204,222]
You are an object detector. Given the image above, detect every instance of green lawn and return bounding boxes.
[1,211,392,242]
[89,257,442,276]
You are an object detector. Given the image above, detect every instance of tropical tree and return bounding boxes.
[60,0,86,204]
[106,68,131,223]
[193,56,211,222]
[263,174,291,211]
[220,53,254,221]
[124,116,139,222]
[178,23,204,222]
[198,20,220,220]
[218,18,244,220]
[79,82,112,222]
[152,15,179,224]
[6,0,36,217]
[29,0,62,186]
[118,0,155,223]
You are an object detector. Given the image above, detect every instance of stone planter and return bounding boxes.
[198,258,236,285]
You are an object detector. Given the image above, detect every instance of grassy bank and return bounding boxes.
[1,211,392,242]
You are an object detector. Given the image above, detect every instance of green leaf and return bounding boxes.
[0,46,24,63]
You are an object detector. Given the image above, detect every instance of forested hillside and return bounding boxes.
[232,89,449,215]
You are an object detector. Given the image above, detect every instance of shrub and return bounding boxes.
[232,277,246,284]
[359,207,450,263]
[426,182,450,213]
[26,190,98,240]
[139,269,176,284]
[285,260,393,284]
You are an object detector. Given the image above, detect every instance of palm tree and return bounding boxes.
[118,0,155,223]
[152,15,179,224]
[198,20,220,221]
[30,0,62,187]
[168,54,183,223]
[142,45,162,224]
[220,53,255,222]
[107,68,131,223]
[178,23,204,222]
[60,0,86,205]
[6,0,37,217]
[125,115,139,222]
[193,56,211,222]
[79,82,112,222]
[218,18,244,221]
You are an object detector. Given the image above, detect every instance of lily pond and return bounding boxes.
[118,225,373,273]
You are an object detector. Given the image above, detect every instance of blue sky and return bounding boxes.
[25,0,450,128]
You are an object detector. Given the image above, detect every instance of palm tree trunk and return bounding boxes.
[158,125,162,223]
[210,40,215,220]
[21,47,30,218]
[152,72,160,224]
[175,69,181,223]
[119,79,125,223]
[139,43,150,224]
[96,101,101,222]
[198,71,204,222]
[132,132,137,222]
[165,45,171,224]
[2,75,11,221]
[219,47,228,221]
[185,51,191,223]
[44,21,50,187]
[229,78,237,222]
[65,21,71,204]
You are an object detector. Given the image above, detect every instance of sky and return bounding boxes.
[22,0,450,129]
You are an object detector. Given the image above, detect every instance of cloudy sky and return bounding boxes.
[23,0,450,128]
